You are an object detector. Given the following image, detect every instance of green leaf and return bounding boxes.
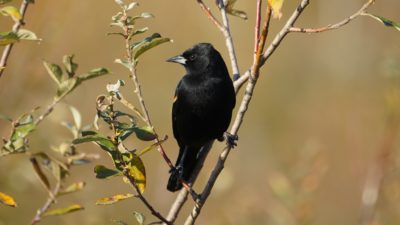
[0,192,17,207]
[44,204,84,216]
[133,126,157,141]
[0,113,12,122]
[10,113,35,141]
[125,2,138,11]
[16,29,41,41]
[133,211,145,225]
[111,219,130,225]
[126,12,154,25]
[58,182,86,196]
[79,68,109,81]
[131,27,149,37]
[115,58,132,70]
[268,0,284,19]
[226,0,248,20]
[132,33,171,59]
[63,55,78,76]
[56,78,78,98]
[0,31,18,46]
[0,6,21,21]
[43,61,63,85]
[95,193,133,205]
[30,157,51,193]
[94,165,122,179]
[362,13,400,32]
[137,139,166,156]
[73,133,116,152]
[69,105,82,130]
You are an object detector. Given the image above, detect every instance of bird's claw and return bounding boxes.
[225,132,238,148]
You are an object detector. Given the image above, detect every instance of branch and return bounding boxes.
[123,169,173,225]
[183,5,273,225]
[0,0,34,78]
[197,0,240,79]
[121,13,174,169]
[29,180,61,225]
[290,0,375,33]
[196,0,224,31]
[234,0,310,92]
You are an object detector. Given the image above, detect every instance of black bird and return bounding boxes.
[166,43,236,192]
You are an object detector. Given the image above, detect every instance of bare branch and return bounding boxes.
[196,0,224,31]
[123,169,173,225]
[196,0,240,78]
[234,0,310,92]
[29,181,61,225]
[290,0,375,33]
[0,0,34,78]
[220,1,241,79]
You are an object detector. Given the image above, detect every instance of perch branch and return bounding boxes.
[183,5,273,225]
[0,0,34,78]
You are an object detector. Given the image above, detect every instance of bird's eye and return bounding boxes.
[189,54,197,61]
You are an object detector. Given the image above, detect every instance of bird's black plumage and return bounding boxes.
[166,43,235,192]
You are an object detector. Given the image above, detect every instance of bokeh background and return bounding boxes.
[1,0,400,225]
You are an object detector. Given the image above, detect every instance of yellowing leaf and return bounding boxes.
[43,204,84,216]
[126,154,146,194]
[0,31,18,46]
[0,192,17,207]
[95,193,134,205]
[0,6,21,21]
[58,182,86,196]
[268,0,284,19]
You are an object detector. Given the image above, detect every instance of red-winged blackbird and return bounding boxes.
[166,43,236,192]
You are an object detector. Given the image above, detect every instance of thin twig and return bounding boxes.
[0,0,34,78]
[234,0,310,92]
[196,0,240,79]
[121,12,174,169]
[34,98,60,125]
[183,5,273,225]
[220,1,240,79]
[254,0,262,53]
[196,0,224,31]
[123,169,173,225]
[290,0,375,33]
[29,181,61,225]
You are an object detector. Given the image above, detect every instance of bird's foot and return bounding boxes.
[169,165,184,177]
[224,132,238,148]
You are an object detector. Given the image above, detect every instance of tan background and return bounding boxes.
[1,0,400,225]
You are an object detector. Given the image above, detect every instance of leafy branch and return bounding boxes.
[0,0,40,78]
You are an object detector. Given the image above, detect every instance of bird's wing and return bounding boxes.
[172,80,183,147]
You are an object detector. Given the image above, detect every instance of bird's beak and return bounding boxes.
[166,55,186,65]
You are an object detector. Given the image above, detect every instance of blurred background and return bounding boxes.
[1,0,400,225]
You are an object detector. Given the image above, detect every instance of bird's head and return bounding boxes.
[167,43,222,74]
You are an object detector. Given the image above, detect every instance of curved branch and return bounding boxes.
[290,0,375,33]
[0,0,34,78]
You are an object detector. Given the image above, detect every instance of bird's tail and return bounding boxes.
[167,146,201,192]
